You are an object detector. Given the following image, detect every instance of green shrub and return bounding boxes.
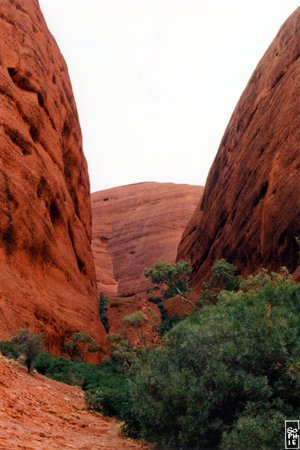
[122,311,146,327]
[197,258,241,306]
[34,352,87,386]
[34,351,131,419]
[221,409,285,450]
[108,334,138,370]
[158,313,182,335]
[64,331,100,361]
[85,375,130,417]
[145,260,195,309]
[125,270,300,449]
[99,293,110,333]
[11,328,43,373]
[0,341,18,359]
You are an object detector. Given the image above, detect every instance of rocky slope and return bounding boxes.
[106,296,161,347]
[178,7,300,288]
[92,182,203,297]
[0,0,105,352]
[0,355,149,449]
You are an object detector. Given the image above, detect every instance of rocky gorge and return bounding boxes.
[0,1,299,449]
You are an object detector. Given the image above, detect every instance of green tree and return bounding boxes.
[64,331,100,361]
[145,260,195,309]
[11,328,43,373]
[198,258,241,306]
[107,333,137,371]
[126,269,300,449]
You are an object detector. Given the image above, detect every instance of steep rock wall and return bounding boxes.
[92,182,203,296]
[0,0,105,352]
[178,7,300,288]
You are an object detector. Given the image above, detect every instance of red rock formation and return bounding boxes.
[178,7,300,289]
[106,296,161,347]
[92,182,203,297]
[0,355,149,449]
[0,0,105,352]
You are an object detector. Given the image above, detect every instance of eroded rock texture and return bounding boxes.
[0,0,105,352]
[178,7,300,288]
[92,182,203,296]
[0,355,150,449]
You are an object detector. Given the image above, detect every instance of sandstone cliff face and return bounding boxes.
[92,182,203,296]
[178,7,300,288]
[0,0,105,351]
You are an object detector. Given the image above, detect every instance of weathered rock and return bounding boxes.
[0,0,105,353]
[0,355,149,449]
[178,7,300,289]
[92,182,203,296]
[106,296,162,347]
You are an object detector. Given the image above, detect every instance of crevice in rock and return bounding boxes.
[29,124,39,142]
[1,222,16,256]
[61,145,81,218]
[8,69,56,133]
[49,200,62,225]
[68,220,86,275]
[0,13,15,26]
[271,70,285,89]
[4,126,32,156]
[36,176,48,198]
[7,67,36,93]
[252,181,269,208]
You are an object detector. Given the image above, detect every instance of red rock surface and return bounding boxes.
[0,0,105,352]
[0,355,150,449]
[92,182,203,297]
[178,7,300,289]
[107,296,161,347]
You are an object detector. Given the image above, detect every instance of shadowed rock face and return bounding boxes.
[0,0,105,352]
[92,182,203,296]
[178,7,300,289]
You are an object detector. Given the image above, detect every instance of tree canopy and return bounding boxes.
[144,260,195,309]
[11,328,44,373]
[125,266,300,449]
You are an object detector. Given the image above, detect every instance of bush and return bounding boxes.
[125,270,300,449]
[11,328,43,373]
[85,374,130,417]
[145,260,195,309]
[108,334,138,370]
[64,331,100,361]
[197,258,241,306]
[221,409,285,450]
[99,293,110,333]
[34,352,85,385]
[158,313,182,336]
[0,341,18,359]
[122,311,146,327]
[34,351,131,419]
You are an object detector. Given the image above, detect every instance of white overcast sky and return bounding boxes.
[39,1,299,193]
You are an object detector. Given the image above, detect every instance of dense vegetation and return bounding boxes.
[126,264,300,449]
[34,353,130,418]
[1,260,299,449]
